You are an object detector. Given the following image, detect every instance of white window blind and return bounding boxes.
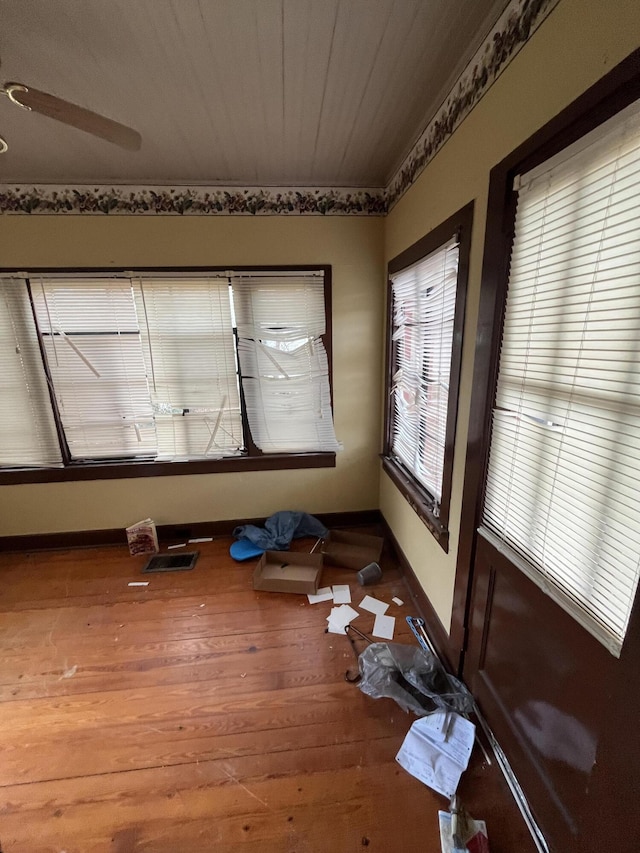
[232,273,340,453]
[133,277,243,460]
[30,276,244,462]
[0,279,62,467]
[3,269,335,469]
[389,237,459,504]
[31,278,156,460]
[483,99,640,655]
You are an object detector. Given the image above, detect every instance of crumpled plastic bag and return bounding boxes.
[232,510,327,551]
[358,642,474,716]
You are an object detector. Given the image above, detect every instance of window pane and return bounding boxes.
[232,273,339,453]
[390,238,459,503]
[133,278,244,460]
[0,280,62,467]
[484,99,640,653]
[4,269,335,474]
[31,279,156,460]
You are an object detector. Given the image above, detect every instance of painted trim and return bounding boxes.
[381,517,457,674]
[0,451,336,486]
[0,0,560,217]
[0,509,383,553]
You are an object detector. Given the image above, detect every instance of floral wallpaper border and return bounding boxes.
[0,0,559,217]
[0,186,388,216]
[386,0,560,208]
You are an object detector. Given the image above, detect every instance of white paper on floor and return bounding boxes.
[359,595,389,615]
[326,604,359,634]
[392,596,404,606]
[307,587,334,604]
[395,712,475,799]
[332,584,351,604]
[372,613,395,639]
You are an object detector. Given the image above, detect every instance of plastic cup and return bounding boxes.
[357,561,382,585]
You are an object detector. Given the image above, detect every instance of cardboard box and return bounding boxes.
[321,530,384,571]
[253,550,323,595]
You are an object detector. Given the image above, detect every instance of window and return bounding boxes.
[482,99,640,655]
[383,203,473,550]
[0,268,338,482]
[1,280,62,468]
[233,274,339,453]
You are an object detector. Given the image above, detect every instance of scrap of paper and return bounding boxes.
[359,595,389,615]
[326,604,359,634]
[332,584,351,604]
[307,587,334,604]
[167,543,187,549]
[392,596,404,606]
[128,581,149,587]
[189,537,213,543]
[396,713,476,799]
[372,613,395,640]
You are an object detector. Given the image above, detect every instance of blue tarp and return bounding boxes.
[232,510,327,555]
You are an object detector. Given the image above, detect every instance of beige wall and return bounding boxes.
[381,0,640,629]
[2,0,639,632]
[0,216,384,534]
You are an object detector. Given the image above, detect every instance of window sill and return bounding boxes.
[0,452,336,485]
[381,455,449,553]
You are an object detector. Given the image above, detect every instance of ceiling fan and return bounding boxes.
[0,80,142,154]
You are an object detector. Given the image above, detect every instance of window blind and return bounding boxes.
[0,279,62,467]
[3,269,335,470]
[389,237,459,505]
[133,277,243,460]
[31,277,156,460]
[232,273,340,453]
[482,99,640,655]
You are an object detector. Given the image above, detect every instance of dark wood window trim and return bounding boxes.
[382,202,473,552]
[0,265,336,484]
[0,452,336,485]
[450,47,640,669]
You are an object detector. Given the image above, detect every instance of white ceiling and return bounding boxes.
[0,0,508,187]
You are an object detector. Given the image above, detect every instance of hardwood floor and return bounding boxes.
[0,536,536,852]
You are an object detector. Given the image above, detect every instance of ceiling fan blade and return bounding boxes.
[5,83,141,151]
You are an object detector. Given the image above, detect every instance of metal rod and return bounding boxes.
[346,624,373,645]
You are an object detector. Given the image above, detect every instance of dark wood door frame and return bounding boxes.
[449,46,640,674]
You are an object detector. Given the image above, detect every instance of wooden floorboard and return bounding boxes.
[0,536,536,852]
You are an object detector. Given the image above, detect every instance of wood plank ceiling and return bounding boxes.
[0,0,508,187]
